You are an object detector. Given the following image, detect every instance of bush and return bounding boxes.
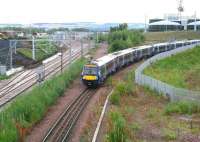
[165,101,200,115]
[107,111,127,142]
[107,26,144,53]
[115,81,134,96]
[110,91,120,105]
[163,129,177,140]
[0,58,86,142]
[131,122,141,132]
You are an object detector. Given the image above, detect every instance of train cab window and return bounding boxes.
[83,65,98,75]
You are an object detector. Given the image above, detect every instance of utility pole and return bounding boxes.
[60,47,63,73]
[9,41,13,69]
[96,32,99,43]
[14,40,17,54]
[81,39,83,57]
[194,11,197,31]
[32,36,36,60]
[144,15,147,33]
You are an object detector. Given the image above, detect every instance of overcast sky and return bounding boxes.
[0,0,199,24]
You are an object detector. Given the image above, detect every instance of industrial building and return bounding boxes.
[148,15,200,32]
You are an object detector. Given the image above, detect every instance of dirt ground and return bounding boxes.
[97,63,200,142]
[25,43,108,142]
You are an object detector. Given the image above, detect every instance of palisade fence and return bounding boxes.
[135,42,200,102]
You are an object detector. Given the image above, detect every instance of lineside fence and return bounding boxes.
[135,42,200,102]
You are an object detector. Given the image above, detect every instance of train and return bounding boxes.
[81,40,200,87]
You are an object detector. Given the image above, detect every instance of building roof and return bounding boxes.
[149,20,181,26]
[188,21,200,26]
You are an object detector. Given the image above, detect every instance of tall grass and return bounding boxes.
[109,69,135,105]
[107,111,127,142]
[0,58,86,142]
[164,101,200,115]
[0,75,8,80]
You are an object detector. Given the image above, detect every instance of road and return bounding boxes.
[0,39,93,107]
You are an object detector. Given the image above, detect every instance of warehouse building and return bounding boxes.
[148,14,200,32]
[148,20,182,32]
[187,21,200,31]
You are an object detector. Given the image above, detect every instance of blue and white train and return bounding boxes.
[81,40,200,87]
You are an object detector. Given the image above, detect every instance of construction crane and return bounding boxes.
[177,0,184,20]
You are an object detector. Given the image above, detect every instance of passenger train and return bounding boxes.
[81,40,200,87]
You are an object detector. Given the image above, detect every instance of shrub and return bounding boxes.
[131,122,141,132]
[115,81,134,96]
[110,91,120,105]
[107,111,127,142]
[164,101,200,115]
[0,58,86,142]
[163,129,177,140]
[107,27,144,53]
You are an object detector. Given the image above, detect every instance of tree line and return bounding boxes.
[98,23,145,52]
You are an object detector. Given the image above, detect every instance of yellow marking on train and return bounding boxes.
[83,75,97,80]
[85,64,97,67]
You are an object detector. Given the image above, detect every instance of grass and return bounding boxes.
[144,31,200,44]
[0,58,86,142]
[107,111,127,142]
[103,64,200,142]
[144,46,200,91]
[0,75,8,80]
[165,101,200,115]
[17,39,57,61]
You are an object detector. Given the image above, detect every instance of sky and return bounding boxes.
[0,0,199,24]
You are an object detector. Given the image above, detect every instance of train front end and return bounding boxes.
[81,64,100,87]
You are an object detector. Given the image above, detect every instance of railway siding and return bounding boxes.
[135,43,200,102]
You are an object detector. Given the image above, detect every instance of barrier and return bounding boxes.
[135,43,200,102]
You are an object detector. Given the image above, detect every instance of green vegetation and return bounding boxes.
[0,58,86,142]
[109,69,135,105]
[144,46,200,91]
[0,75,8,80]
[17,39,57,61]
[106,23,144,53]
[107,111,127,142]
[103,64,200,141]
[165,101,200,115]
[163,129,177,140]
[144,31,200,44]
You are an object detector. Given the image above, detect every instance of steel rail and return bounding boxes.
[42,89,95,142]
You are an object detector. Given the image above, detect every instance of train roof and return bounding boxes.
[91,40,200,67]
[92,53,116,67]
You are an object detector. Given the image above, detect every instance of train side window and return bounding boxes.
[101,65,106,77]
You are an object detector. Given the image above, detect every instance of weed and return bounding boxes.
[164,101,200,115]
[131,122,141,132]
[107,111,127,142]
[163,128,177,140]
[110,91,120,105]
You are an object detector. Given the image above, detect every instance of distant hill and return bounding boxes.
[0,22,145,31]
[29,22,145,31]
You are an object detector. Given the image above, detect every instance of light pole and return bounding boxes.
[32,35,36,60]
[9,40,13,69]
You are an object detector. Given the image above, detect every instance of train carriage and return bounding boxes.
[81,40,200,87]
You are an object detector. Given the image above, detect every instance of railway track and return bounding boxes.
[0,46,86,107]
[42,89,95,142]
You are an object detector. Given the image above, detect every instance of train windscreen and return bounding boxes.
[83,65,98,75]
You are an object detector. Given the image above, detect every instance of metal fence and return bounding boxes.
[135,42,200,102]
